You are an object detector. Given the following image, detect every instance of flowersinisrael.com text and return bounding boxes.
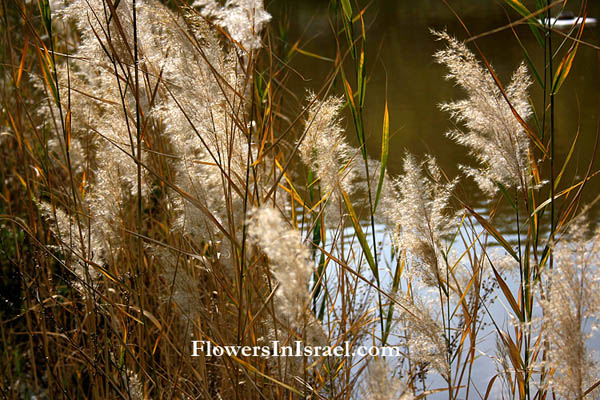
[191,340,402,358]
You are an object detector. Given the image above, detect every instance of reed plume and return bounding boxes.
[434,30,533,195]
[541,216,600,398]
[384,153,457,288]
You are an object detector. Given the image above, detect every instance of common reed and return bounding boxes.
[1,0,598,399]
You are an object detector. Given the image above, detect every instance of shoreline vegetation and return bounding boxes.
[1,0,599,398]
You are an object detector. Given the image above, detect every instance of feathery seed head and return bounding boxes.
[384,153,457,288]
[248,207,314,321]
[365,358,413,400]
[298,94,358,218]
[541,217,600,398]
[434,30,532,195]
[193,0,271,51]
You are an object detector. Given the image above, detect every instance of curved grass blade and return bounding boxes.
[373,101,389,213]
[341,189,377,277]
[491,263,524,322]
[340,0,352,21]
[552,12,586,94]
[494,180,518,213]
[462,203,520,262]
[503,0,545,46]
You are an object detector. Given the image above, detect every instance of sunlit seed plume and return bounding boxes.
[248,207,325,343]
[541,216,600,398]
[143,3,268,250]
[384,153,457,288]
[248,207,312,318]
[365,358,413,400]
[124,369,144,400]
[396,294,450,379]
[383,154,456,381]
[43,0,157,273]
[193,0,271,50]
[434,30,532,195]
[298,94,358,212]
[39,203,102,293]
[297,95,395,226]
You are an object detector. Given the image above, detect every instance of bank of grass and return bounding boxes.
[0,0,599,399]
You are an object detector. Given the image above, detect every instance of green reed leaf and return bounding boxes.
[340,0,352,21]
[341,190,377,278]
[373,101,389,213]
[463,203,520,263]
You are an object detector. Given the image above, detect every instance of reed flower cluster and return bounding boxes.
[193,0,271,50]
[396,294,450,379]
[435,30,533,195]
[298,93,358,214]
[248,207,316,326]
[42,0,270,283]
[365,358,413,400]
[384,154,457,287]
[541,217,600,398]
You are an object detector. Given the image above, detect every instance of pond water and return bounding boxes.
[270,0,600,232]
